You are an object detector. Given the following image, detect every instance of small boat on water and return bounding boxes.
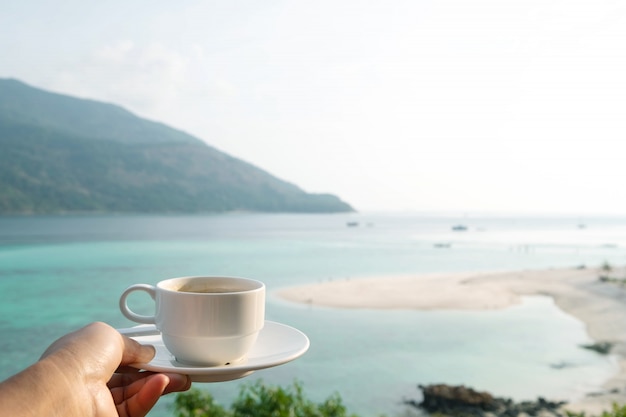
[451,224,468,231]
[346,221,359,227]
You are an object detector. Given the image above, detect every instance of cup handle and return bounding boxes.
[119,284,157,324]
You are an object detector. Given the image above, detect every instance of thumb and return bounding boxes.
[120,335,156,366]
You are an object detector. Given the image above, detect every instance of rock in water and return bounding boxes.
[405,384,568,417]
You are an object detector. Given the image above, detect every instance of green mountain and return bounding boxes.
[0,78,354,214]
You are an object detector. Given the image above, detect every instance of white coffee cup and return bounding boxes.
[119,276,265,366]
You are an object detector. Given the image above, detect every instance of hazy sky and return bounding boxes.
[2,1,626,215]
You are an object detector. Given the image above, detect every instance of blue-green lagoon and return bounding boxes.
[1,213,623,416]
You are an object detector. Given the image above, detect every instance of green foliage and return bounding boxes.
[172,381,358,417]
[172,389,229,417]
[566,403,626,417]
[173,384,626,417]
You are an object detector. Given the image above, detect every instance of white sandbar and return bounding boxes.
[277,267,626,414]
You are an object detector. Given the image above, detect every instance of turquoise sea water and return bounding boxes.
[1,213,625,416]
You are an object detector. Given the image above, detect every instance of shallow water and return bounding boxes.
[0,213,624,416]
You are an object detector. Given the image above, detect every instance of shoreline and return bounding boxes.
[277,267,626,415]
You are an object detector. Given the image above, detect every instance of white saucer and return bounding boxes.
[117,321,309,382]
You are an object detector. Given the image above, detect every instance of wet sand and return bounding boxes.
[277,267,626,414]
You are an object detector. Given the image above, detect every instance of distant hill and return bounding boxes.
[0,78,354,214]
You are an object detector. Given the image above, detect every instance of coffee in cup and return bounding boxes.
[119,276,265,366]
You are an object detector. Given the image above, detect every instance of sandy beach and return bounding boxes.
[277,267,626,415]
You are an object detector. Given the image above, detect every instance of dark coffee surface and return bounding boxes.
[176,284,243,293]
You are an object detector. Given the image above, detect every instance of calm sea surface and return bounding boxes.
[1,213,625,416]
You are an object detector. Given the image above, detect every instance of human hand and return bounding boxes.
[40,322,191,417]
[0,321,191,417]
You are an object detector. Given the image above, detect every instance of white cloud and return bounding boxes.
[50,41,189,118]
